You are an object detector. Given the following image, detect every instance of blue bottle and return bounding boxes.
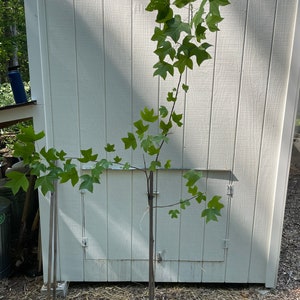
[8,66,27,104]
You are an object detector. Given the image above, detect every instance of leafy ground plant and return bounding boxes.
[5,0,229,299]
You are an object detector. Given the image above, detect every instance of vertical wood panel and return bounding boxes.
[57,179,84,281]
[132,0,159,168]
[253,0,298,285]
[45,0,80,156]
[208,0,247,170]
[131,172,150,281]
[202,172,229,282]
[75,0,106,151]
[155,171,182,282]
[225,0,277,283]
[104,0,132,162]
[103,0,133,281]
[84,181,108,261]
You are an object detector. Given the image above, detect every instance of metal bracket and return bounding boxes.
[227,184,234,197]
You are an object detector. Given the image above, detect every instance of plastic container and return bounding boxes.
[0,196,11,279]
[8,66,27,104]
[0,179,25,239]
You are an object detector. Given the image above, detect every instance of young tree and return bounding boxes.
[6,0,230,299]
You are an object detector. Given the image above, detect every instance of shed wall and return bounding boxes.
[24,0,298,286]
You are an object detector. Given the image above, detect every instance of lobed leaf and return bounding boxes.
[5,171,29,195]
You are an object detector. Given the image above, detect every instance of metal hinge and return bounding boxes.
[223,239,230,249]
[82,237,88,248]
[227,184,234,197]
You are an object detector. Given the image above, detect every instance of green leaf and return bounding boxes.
[78,148,98,163]
[104,143,115,152]
[151,26,167,45]
[207,195,224,211]
[159,105,168,118]
[153,61,174,79]
[201,207,220,223]
[192,3,206,28]
[171,112,183,127]
[195,23,207,41]
[141,136,154,152]
[114,156,122,164]
[13,141,35,162]
[134,119,149,136]
[156,6,173,23]
[57,150,67,161]
[149,160,161,171]
[123,162,131,170]
[154,41,176,61]
[5,171,29,195]
[35,175,55,196]
[188,185,198,196]
[140,107,159,123]
[122,132,137,150]
[180,199,191,209]
[148,145,160,156]
[169,209,180,218]
[182,83,189,92]
[79,174,99,193]
[202,195,223,223]
[167,91,176,102]
[40,147,58,163]
[173,0,197,8]
[159,120,172,134]
[190,43,212,66]
[196,191,206,203]
[98,159,112,169]
[164,160,171,169]
[164,15,191,43]
[17,126,45,143]
[174,54,193,73]
[30,161,47,176]
[60,166,79,186]
[206,14,223,32]
[183,169,202,187]
[146,0,170,12]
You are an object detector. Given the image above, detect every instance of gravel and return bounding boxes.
[0,170,299,299]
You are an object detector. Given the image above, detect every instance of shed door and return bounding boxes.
[82,170,230,282]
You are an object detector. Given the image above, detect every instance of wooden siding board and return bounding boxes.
[208,1,247,170]
[132,0,159,168]
[182,32,214,169]
[45,0,80,156]
[249,0,298,284]
[155,171,182,281]
[57,180,84,281]
[266,0,300,287]
[104,0,132,163]
[225,0,277,283]
[74,0,106,151]
[84,182,108,261]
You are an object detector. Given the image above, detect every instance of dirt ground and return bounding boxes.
[0,152,299,299]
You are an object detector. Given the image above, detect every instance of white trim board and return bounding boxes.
[266,1,300,288]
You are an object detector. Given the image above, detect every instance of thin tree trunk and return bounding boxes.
[47,192,54,300]
[148,171,155,300]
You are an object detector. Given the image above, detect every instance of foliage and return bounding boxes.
[6,0,229,224]
[0,81,30,107]
[0,0,28,83]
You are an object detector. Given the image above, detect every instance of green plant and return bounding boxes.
[0,81,30,107]
[6,1,229,299]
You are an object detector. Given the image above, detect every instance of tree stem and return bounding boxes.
[148,171,155,300]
